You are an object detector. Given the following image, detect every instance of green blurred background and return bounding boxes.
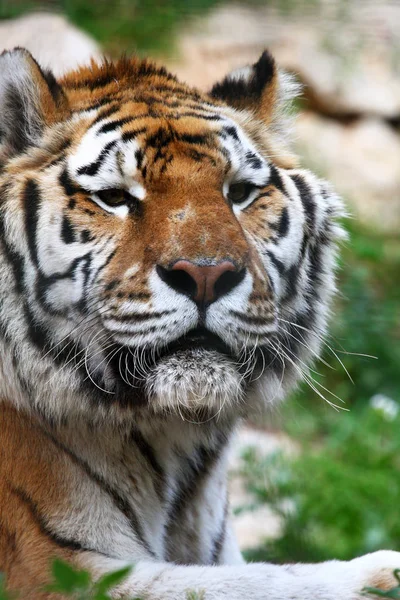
[1,0,399,566]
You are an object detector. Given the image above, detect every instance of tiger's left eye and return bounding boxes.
[227,182,255,204]
[96,188,130,206]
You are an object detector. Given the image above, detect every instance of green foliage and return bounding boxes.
[47,559,133,599]
[0,561,204,599]
[62,0,223,57]
[331,221,400,405]
[282,219,400,415]
[242,402,400,563]
[0,574,16,600]
[0,560,132,600]
[185,591,206,600]
[239,219,400,564]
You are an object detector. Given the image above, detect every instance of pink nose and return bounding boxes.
[157,260,246,306]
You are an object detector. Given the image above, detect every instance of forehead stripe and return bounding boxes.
[121,127,147,143]
[91,103,121,125]
[76,140,118,177]
[97,117,135,135]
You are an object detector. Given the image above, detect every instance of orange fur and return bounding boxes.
[0,403,75,597]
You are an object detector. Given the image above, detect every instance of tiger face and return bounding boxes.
[0,49,344,423]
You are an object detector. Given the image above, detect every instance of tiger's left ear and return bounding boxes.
[0,48,69,158]
[210,51,282,125]
[210,50,300,168]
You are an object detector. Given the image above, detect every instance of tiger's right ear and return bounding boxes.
[0,48,69,158]
[209,51,279,124]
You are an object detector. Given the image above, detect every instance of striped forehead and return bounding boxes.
[67,107,269,193]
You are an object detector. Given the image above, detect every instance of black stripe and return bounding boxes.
[131,430,164,478]
[0,208,25,295]
[145,127,173,150]
[83,94,123,110]
[91,104,121,126]
[24,179,41,267]
[44,432,155,557]
[281,264,301,303]
[135,148,144,170]
[266,250,285,275]
[61,213,76,244]
[269,164,285,191]
[291,174,316,234]
[210,497,228,565]
[185,148,217,166]
[59,169,80,197]
[107,310,171,323]
[229,311,274,325]
[69,71,121,91]
[97,117,134,135]
[223,126,239,142]
[178,133,211,146]
[306,242,323,297]
[130,429,165,499]
[9,483,96,553]
[81,229,94,243]
[246,151,263,170]
[121,128,147,143]
[128,292,151,301]
[166,434,227,536]
[36,252,93,317]
[269,207,289,237]
[42,69,67,107]
[77,140,117,177]
[24,301,51,350]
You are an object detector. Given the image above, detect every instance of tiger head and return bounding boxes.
[0,48,344,424]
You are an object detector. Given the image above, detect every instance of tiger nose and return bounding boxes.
[156,260,246,306]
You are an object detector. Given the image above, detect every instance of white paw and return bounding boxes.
[350,551,400,596]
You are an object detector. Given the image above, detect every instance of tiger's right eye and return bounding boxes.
[96,188,130,206]
[227,182,255,204]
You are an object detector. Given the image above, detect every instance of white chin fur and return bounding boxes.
[145,349,244,415]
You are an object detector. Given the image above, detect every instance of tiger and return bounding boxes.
[0,46,398,600]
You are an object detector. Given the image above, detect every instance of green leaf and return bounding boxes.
[94,566,132,594]
[49,559,91,594]
[0,573,17,600]
[363,586,400,599]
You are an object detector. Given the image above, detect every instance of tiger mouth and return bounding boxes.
[106,327,237,387]
[157,327,235,361]
[104,326,269,396]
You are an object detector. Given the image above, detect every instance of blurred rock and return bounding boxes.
[295,113,400,232]
[228,425,295,550]
[0,12,102,76]
[169,2,400,119]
